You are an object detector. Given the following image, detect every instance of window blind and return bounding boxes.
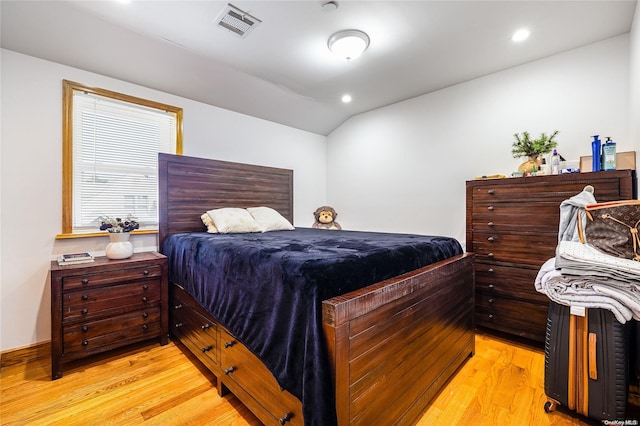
[72,91,177,232]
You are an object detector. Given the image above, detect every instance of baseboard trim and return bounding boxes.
[0,341,50,368]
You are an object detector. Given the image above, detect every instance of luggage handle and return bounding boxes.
[588,332,597,381]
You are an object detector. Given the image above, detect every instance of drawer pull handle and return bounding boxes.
[488,298,494,303]
[142,324,149,331]
[143,270,149,276]
[487,206,494,211]
[81,308,88,315]
[488,284,494,289]
[81,294,89,300]
[224,341,235,348]
[142,284,149,290]
[488,268,494,273]
[487,189,494,195]
[175,322,183,328]
[201,345,213,353]
[488,253,494,258]
[82,340,89,346]
[82,325,89,332]
[487,236,494,242]
[142,296,148,302]
[201,324,210,330]
[142,312,149,319]
[279,413,292,425]
[224,366,235,375]
[488,314,494,320]
[487,222,494,227]
[81,278,89,285]
[174,304,183,310]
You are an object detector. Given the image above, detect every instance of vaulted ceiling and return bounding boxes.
[1,0,636,135]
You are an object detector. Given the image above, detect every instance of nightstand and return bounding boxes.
[50,252,168,379]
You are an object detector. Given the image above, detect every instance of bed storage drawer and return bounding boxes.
[219,328,303,426]
[171,292,218,371]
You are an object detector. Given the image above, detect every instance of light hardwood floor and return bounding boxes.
[0,334,634,425]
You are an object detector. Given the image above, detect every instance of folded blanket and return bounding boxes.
[535,242,640,323]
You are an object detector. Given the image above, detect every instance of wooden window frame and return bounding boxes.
[58,80,183,239]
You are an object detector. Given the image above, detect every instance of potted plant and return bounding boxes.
[98,214,139,259]
[511,130,559,173]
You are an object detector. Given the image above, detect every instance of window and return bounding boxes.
[60,80,183,237]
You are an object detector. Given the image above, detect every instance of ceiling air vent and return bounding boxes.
[216,3,261,37]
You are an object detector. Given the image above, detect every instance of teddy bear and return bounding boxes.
[312,206,342,230]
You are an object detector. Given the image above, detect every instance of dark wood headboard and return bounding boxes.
[158,153,293,252]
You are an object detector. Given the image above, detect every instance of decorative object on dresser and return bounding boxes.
[104,232,134,259]
[159,153,475,426]
[57,252,94,266]
[98,214,139,259]
[511,130,559,173]
[466,170,636,345]
[50,252,168,379]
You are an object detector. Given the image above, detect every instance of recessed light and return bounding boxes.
[341,94,352,103]
[512,29,530,42]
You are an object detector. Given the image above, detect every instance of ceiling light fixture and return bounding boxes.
[328,30,370,61]
[512,28,530,42]
[341,94,352,103]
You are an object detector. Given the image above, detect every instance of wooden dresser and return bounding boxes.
[466,171,636,344]
[50,252,168,379]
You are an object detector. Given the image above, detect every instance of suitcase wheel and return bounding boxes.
[544,400,558,413]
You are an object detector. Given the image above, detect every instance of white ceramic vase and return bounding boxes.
[105,232,133,259]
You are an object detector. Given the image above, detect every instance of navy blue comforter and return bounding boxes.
[164,228,462,426]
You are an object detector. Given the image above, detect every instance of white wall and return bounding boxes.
[0,49,327,352]
[327,35,632,244]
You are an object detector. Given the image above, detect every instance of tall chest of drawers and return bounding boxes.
[466,171,636,344]
[50,252,168,379]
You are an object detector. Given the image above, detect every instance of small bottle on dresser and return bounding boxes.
[551,149,560,175]
[602,137,616,170]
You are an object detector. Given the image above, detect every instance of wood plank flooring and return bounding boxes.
[1,333,635,425]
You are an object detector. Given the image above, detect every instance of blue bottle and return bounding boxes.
[591,135,601,172]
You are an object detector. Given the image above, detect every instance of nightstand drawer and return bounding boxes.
[63,265,162,290]
[63,280,160,322]
[64,307,161,351]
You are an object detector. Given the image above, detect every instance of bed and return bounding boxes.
[158,153,475,426]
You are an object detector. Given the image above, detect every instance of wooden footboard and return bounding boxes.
[170,253,473,425]
[322,252,475,425]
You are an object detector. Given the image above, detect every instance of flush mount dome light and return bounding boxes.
[328,29,370,61]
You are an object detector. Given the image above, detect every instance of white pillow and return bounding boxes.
[247,206,295,232]
[207,208,262,234]
[200,213,218,233]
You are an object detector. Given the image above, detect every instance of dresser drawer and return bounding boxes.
[171,301,218,371]
[470,179,624,203]
[63,307,161,353]
[471,202,559,232]
[219,328,303,425]
[63,265,162,290]
[471,232,556,266]
[63,280,160,322]
[475,263,548,303]
[475,294,548,342]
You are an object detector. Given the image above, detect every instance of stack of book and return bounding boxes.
[57,252,94,266]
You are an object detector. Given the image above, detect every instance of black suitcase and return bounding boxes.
[544,301,629,421]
